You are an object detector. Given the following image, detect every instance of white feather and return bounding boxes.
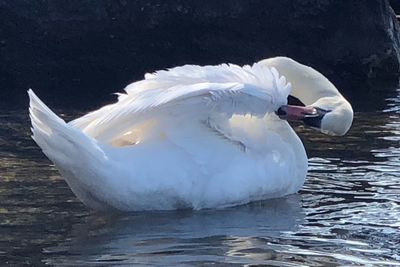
[70,63,291,142]
[28,59,348,211]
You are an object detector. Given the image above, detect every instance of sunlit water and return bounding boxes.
[1,91,400,266]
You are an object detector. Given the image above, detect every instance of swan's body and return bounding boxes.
[29,57,353,211]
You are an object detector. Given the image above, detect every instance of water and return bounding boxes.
[1,91,400,266]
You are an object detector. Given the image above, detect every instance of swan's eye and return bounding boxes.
[302,107,330,128]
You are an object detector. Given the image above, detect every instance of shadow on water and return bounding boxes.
[0,87,400,265]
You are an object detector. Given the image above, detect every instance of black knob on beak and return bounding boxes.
[275,106,287,118]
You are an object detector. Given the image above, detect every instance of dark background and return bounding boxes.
[1,0,400,110]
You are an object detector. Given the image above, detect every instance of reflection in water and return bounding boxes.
[1,90,400,265]
[43,197,304,266]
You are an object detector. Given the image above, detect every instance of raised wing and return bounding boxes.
[70,63,291,143]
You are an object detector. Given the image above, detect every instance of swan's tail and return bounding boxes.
[28,89,107,175]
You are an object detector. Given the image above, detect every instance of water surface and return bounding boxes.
[0,91,400,266]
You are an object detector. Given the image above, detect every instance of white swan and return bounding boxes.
[28,57,353,211]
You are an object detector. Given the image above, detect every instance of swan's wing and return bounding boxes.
[70,63,291,142]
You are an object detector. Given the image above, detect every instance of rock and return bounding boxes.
[0,0,399,109]
[390,0,400,14]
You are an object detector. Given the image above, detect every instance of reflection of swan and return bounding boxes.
[43,196,304,266]
[28,57,353,211]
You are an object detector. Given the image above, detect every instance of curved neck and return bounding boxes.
[258,57,340,106]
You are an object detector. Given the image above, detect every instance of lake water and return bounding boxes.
[1,90,400,266]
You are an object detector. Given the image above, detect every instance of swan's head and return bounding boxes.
[259,56,354,136]
[310,96,353,136]
[276,96,353,136]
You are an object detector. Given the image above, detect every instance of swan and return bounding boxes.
[28,57,353,211]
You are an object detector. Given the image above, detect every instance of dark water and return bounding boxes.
[1,91,400,266]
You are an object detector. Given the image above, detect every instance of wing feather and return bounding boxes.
[70,62,291,143]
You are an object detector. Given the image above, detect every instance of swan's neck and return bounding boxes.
[259,57,353,136]
[258,57,340,106]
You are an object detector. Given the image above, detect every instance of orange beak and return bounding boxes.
[275,105,318,121]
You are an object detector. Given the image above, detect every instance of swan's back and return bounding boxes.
[70,63,291,144]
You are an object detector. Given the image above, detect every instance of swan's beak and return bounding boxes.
[275,105,317,121]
